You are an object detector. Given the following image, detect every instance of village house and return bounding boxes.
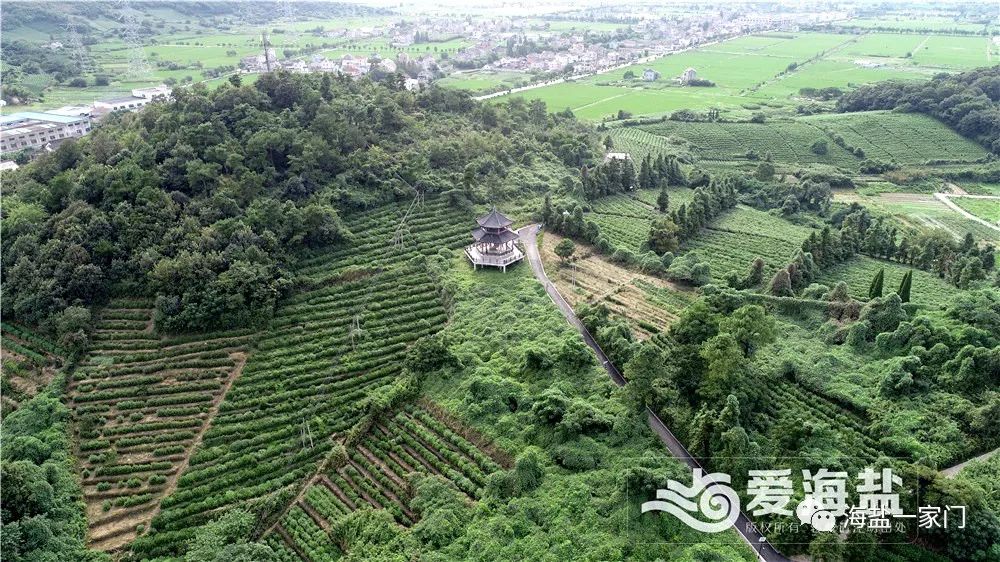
[643,68,660,81]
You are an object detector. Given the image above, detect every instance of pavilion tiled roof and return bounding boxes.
[472,227,518,245]
[476,207,513,229]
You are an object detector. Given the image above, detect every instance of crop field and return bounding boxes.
[834,191,1000,244]
[635,120,858,166]
[513,27,988,118]
[1,323,65,418]
[539,231,694,338]
[960,183,1000,196]
[952,197,1000,224]
[844,17,989,33]
[814,256,956,310]
[701,32,850,59]
[754,58,932,98]
[505,79,754,120]
[131,197,472,557]
[804,111,989,164]
[607,127,695,161]
[682,206,817,282]
[268,401,509,559]
[68,303,254,551]
[584,190,698,253]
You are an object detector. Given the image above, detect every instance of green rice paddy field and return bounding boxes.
[507,30,996,120]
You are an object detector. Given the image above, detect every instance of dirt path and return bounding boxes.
[934,192,1000,232]
[946,182,968,195]
[942,446,1000,478]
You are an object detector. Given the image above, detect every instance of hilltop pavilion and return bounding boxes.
[465,208,524,272]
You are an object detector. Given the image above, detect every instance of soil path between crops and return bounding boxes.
[517,224,790,562]
[934,192,1000,232]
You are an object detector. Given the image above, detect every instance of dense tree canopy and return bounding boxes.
[2,73,597,335]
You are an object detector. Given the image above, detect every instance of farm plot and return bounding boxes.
[682,206,817,282]
[814,256,956,311]
[295,196,472,282]
[833,191,1000,244]
[952,197,1000,224]
[804,111,988,164]
[68,303,254,552]
[637,120,858,167]
[1,323,66,418]
[583,188,708,254]
[607,127,694,161]
[539,231,694,338]
[134,199,469,557]
[269,401,508,560]
[585,194,661,253]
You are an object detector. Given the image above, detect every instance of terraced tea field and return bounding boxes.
[1,323,66,418]
[683,206,817,282]
[69,303,254,551]
[585,188,696,253]
[266,402,509,560]
[607,127,693,161]
[805,111,989,164]
[814,256,956,311]
[635,121,859,167]
[132,197,473,557]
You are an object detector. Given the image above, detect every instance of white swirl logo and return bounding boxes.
[641,469,741,533]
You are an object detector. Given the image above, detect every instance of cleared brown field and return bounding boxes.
[539,232,693,339]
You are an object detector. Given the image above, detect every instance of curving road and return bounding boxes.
[517,225,789,562]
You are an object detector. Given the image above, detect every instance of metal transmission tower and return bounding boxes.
[63,20,93,76]
[116,0,151,80]
[277,0,302,47]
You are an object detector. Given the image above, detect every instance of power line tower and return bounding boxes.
[261,31,277,72]
[116,0,150,80]
[63,20,93,76]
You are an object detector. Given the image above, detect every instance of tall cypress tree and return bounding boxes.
[898,270,912,303]
[657,186,670,212]
[868,267,885,299]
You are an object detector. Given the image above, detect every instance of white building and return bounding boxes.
[643,68,660,81]
[49,105,94,118]
[94,96,153,113]
[0,112,91,154]
[681,67,698,84]
[131,85,172,100]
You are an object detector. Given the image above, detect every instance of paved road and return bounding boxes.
[517,225,789,562]
[942,446,1000,478]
